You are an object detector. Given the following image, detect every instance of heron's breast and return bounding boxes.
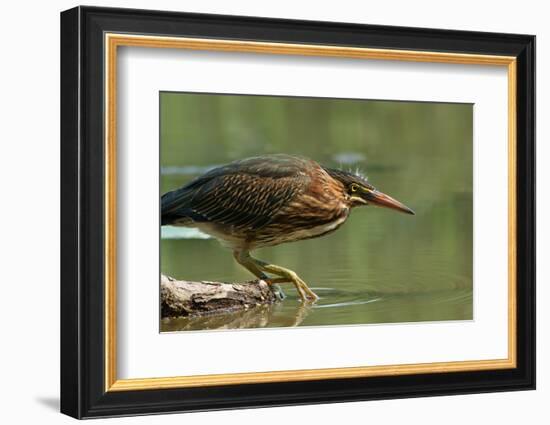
[251,206,350,248]
[285,212,349,240]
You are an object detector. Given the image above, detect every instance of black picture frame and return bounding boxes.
[60,5,535,419]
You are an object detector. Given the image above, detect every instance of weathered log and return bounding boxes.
[160,274,282,318]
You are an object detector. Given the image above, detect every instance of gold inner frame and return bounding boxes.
[104,33,517,392]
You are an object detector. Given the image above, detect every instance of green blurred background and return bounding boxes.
[160,92,473,332]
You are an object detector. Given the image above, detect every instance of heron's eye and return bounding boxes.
[350,184,359,193]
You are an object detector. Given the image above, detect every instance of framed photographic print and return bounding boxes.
[60,6,535,419]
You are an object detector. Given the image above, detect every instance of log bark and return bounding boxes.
[160,274,282,318]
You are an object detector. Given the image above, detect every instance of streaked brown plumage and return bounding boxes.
[162,154,414,302]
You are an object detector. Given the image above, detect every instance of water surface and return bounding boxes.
[160,93,473,331]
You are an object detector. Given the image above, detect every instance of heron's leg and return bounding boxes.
[233,250,267,279]
[260,263,316,301]
[233,251,287,301]
[249,256,319,302]
[268,277,292,284]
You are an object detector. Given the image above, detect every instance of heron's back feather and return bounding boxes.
[161,155,312,231]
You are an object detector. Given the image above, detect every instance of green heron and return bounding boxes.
[162,154,414,302]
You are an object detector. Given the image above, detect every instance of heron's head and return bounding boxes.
[324,167,415,215]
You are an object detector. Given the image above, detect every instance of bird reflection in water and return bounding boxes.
[161,298,313,332]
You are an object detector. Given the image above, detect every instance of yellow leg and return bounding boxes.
[233,250,267,279]
[268,277,292,284]
[235,251,319,302]
[260,263,319,302]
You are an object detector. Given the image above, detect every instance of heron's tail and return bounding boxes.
[161,188,188,225]
[161,188,205,226]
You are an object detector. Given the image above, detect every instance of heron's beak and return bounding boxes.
[366,189,415,215]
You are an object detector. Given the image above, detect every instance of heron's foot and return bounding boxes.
[261,266,319,303]
[233,250,319,303]
[267,283,286,301]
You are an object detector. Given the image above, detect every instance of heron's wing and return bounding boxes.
[162,156,312,230]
